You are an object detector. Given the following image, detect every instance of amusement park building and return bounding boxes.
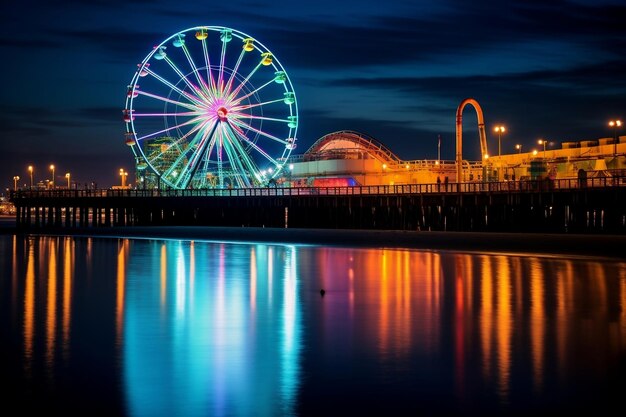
[285,131,464,187]
[284,130,626,186]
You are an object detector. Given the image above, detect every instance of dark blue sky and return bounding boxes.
[1,0,625,189]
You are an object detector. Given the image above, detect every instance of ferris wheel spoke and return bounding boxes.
[235,114,291,124]
[222,125,255,186]
[230,98,284,112]
[167,120,218,187]
[147,118,210,164]
[230,118,288,145]
[181,44,212,97]
[217,38,229,96]
[137,90,200,111]
[161,127,206,181]
[216,126,225,188]
[184,119,219,172]
[163,56,209,102]
[202,131,219,176]
[134,111,200,117]
[223,48,246,97]
[187,125,219,188]
[226,62,262,102]
[223,124,261,185]
[137,115,205,142]
[227,121,281,167]
[229,78,274,106]
[145,68,206,107]
[201,38,218,95]
[220,130,249,187]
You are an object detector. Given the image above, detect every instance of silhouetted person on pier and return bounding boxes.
[444,176,449,191]
[437,176,441,191]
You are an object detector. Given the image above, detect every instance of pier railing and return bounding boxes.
[10,175,625,200]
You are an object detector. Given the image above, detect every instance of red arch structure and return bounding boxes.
[456,98,488,182]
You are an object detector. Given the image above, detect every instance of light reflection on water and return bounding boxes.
[1,235,626,416]
[119,240,301,417]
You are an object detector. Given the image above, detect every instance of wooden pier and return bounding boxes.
[9,177,626,234]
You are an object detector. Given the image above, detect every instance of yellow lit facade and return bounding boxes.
[285,130,626,186]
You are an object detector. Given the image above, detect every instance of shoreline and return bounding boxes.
[2,222,626,260]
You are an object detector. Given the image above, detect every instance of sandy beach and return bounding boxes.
[2,216,625,260]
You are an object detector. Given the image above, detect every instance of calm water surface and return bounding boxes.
[1,235,625,416]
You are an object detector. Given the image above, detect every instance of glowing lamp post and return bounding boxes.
[120,169,128,188]
[50,164,55,188]
[65,173,71,188]
[537,139,548,159]
[13,176,19,191]
[28,165,33,189]
[609,120,622,156]
[515,144,522,153]
[494,126,506,157]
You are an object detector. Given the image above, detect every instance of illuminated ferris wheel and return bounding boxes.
[123,26,298,189]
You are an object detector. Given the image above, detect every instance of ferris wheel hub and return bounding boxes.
[217,106,229,121]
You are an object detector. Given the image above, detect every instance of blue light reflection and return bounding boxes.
[123,241,301,417]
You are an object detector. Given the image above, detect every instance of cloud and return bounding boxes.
[79,107,128,124]
[296,108,446,159]
[327,59,626,95]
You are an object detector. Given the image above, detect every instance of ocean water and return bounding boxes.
[1,234,625,416]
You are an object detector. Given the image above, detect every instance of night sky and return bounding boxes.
[1,0,625,190]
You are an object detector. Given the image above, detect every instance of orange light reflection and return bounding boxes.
[495,256,512,404]
[46,239,58,369]
[24,240,35,372]
[62,237,74,359]
[116,240,128,346]
[530,258,545,393]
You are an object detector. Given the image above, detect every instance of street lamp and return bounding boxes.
[28,165,33,188]
[50,164,55,188]
[13,176,20,190]
[537,139,548,159]
[119,169,128,187]
[65,172,71,188]
[494,125,506,157]
[532,149,538,156]
[609,119,622,156]
[515,144,522,153]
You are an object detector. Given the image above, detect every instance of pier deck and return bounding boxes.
[9,177,626,234]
